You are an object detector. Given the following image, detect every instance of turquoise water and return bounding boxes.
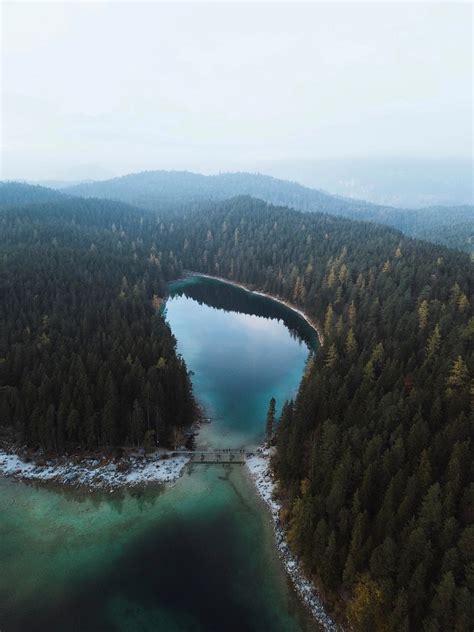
[0,275,318,631]
[166,276,316,448]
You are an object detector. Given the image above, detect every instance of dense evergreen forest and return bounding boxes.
[0,181,67,207]
[163,197,472,630]
[167,198,472,631]
[1,185,472,629]
[1,196,194,453]
[64,171,473,252]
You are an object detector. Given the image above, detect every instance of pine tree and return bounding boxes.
[324,303,334,337]
[426,325,441,358]
[446,356,468,395]
[325,344,338,369]
[430,572,456,629]
[345,328,357,355]
[265,397,276,442]
[131,399,145,446]
[418,300,429,331]
[457,293,469,313]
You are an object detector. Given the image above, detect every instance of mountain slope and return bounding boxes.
[0,182,67,207]
[64,170,388,213]
[64,171,473,253]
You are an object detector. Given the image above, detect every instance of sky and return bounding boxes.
[1,1,472,182]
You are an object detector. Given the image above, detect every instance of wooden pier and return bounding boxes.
[171,450,253,464]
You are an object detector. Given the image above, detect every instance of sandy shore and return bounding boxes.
[0,449,189,490]
[184,271,325,347]
[247,448,339,632]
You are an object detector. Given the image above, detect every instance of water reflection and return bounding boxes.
[169,275,318,351]
[166,276,316,449]
[23,478,166,514]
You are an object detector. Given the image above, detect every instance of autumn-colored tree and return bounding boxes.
[426,324,441,358]
[347,575,386,632]
[418,299,429,330]
[325,344,338,369]
[324,303,334,337]
[446,356,469,394]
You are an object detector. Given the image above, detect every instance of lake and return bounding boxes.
[0,275,319,631]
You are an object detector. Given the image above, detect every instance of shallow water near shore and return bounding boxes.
[0,275,320,631]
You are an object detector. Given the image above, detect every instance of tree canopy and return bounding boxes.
[1,197,194,452]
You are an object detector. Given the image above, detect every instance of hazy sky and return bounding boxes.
[1,1,472,181]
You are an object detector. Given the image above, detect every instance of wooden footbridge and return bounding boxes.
[172,449,254,464]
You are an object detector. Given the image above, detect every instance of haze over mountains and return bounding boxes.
[28,157,473,209]
[256,157,473,208]
[62,171,473,254]
[0,183,66,207]
[1,171,472,254]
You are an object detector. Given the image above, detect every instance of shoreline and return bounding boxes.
[247,448,339,632]
[1,275,334,627]
[183,271,325,347]
[176,272,337,629]
[0,447,190,490]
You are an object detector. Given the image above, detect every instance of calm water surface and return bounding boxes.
[0,276,319,631]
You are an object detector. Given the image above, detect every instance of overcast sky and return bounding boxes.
[1,1,472,181]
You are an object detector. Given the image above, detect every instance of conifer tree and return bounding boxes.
[265,397,276,442]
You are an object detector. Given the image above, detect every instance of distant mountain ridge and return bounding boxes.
[63,171,473,253]
[1,173,472,253]
[255,156,473,208]
[0,182,67,207]
[64,170,386,213]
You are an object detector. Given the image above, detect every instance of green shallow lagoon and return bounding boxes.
[0,276,319,631]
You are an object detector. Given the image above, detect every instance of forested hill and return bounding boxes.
[63,171,473,252]
[1,197,195,454]
[65,170,370,213]
[0,182,67,207]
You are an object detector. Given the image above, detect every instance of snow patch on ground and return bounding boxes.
[0,449,189,490]
[247,447,339,632]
